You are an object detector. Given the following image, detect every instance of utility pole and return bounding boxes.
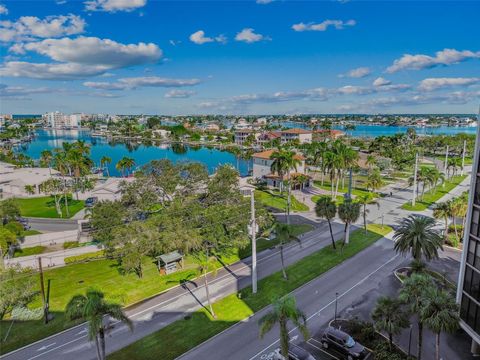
[461,140,466,176]
[347,167,353,200]
[250,190,257,294]
[412,153,418,207]
[38,257,49,324]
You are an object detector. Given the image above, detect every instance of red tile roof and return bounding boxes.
[281,128,312,135]
[252,149,305,160]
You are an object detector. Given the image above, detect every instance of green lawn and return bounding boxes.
[311,194,345,205]
[22,229,42,236]
[401,175,467,211]
[255,190,309,212]
[0,223,312,354]
[13,195,85,218]
[13,246,46,258]
[109,224,392,360]
[313,181,377,198]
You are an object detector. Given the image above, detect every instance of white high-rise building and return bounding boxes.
[43,111,65,128]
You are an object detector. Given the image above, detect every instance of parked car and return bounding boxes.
[16,217,31,230]
[273,343,316,360]
[321,327,368,360]
[85,197,98,208]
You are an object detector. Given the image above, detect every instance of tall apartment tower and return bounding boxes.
[457,111,480,355]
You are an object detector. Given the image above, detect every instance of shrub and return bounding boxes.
[13,246,45,258]
[11,306,43,321]
[64,250,104,264]
[410,259,426,273]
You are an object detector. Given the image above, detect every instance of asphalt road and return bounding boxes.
[1,221,347,360]
[26,217,78,233]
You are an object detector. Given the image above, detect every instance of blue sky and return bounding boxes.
[0,0,479,115]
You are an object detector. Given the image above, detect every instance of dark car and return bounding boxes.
[85,197,98,208]
[321,327,368,360]
[273,343,316,360]
[16,217,31,230]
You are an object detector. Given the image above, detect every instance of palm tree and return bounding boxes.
[100,156,112,177]
[451,196,467,242]
[356,193,379,234]
[366,154,376,170]
[399,273,435,360]
[315,196,337,249]
[197,244,218,318]
[258,295,309,358]
[40,149,53,174]
[372,296,409,351]
[338,199,361,245]
[116,157,136,177]
[421,287,459,360]
[65,289,133,360]
[366,168,383,193]
[275,223,301,279]
[393,215,443,262]
[433,201,452,242]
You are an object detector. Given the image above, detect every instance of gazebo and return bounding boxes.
[156,251,184,275]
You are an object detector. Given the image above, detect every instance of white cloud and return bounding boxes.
[372,77,391,87]
[235,28,269,43]
[418,77,480,91]
[189,30,226,45]
[0,84,52,99]
[256,0,274,4]
[339,67,371,78]
[292,19,356,32]
[0,4,8,14]
[12,36,161,67]
[0,14,86,43]
[84,76,201,90]
[386,48,480,73]
[165,90,196,98]
[85,0,146,12]
[0,61,111,80]
[336,85,373,95]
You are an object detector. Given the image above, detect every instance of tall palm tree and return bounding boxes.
[315,196,337,249]
[421,287,459,360]
[271,149,301,225]
[275,223,301,279]
[366,168,384,193]
[451,196,467,242]
[338,199,360,245]
[40,149,53,174]
[433,201,452,243]
[356,193,379,234]
[65,289,133,360]
[372,296,409,351]
[399,273,435,360]
[393,215,443,262]
[100,156,112,177]
[366,154,376,170]
[116,157,136,177]
[258,295,309,358]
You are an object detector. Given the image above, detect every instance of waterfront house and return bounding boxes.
[235,129,259,145]
[252,150,310,189]
[280,128,312,144]
[257,131,281,146]
[313,129,345,140]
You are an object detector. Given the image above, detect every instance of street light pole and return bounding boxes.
[412,153,418,207]
[444,145,449,177]
[461,140,466,176]
[250,190,257,294]
[334,292,339,322]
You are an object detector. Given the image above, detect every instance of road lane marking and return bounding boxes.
[248,253,400,360]
[305,339,340,360]
[36,343,56,352]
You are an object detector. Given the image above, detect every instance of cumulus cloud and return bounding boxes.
[418,77,480,91]
[336,85,374,95]
[0,4,8,14]
[0,83,52,99]
[165,89,196,98]
[85,0,146,12]
[235,28,269,43]
[189,30,226,45]
[83,76,201,90]
[292,19,356,32]
[0,14,86,43]
[372,77,391,87]
[386,48,480,73]
[2,36,162,80]
[339,67,371,78]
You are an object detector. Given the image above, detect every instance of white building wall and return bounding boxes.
[253,158,273,179]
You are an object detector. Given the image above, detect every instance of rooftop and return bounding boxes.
[252,149,305,161]
[281,128,312,135]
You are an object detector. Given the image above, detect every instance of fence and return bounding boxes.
[20,230,79,248]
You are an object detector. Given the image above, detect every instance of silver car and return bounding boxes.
[273,344,316,360]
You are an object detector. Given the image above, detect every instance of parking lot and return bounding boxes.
[303,338,339,360]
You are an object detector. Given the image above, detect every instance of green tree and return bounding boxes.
[0,198,21,223]
[100,156,112,177]
[393,215,443,262]
[433,201,452,242]
[65,289,133,360]
[40,149,53,173]
[366,168,384,193]
[421,287,459,360]
[399,274,435,360]
[0,265,38,319]
[338,199,361,245]
[90,200,127,249]
[116,157,136,177]
[258,295,309,358]
[314,196,337,249]
[0,227,17,260]
[24,184,35,195]
[356,193,379,234]
[372,296,409,351]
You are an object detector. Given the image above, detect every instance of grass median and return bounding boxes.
[255,189,309,212]
[401,175,467,211]
[14,195,84,218]
[109,224,392,360]
[0,224,312,355]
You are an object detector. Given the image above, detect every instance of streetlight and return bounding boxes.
[249,190,259,294]
[334,292,339,322]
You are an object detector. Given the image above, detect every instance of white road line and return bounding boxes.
[248,254,399,360]
[305,340,340,360]
[6,226,337,360]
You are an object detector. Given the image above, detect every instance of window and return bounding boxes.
[472,208,480,237]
